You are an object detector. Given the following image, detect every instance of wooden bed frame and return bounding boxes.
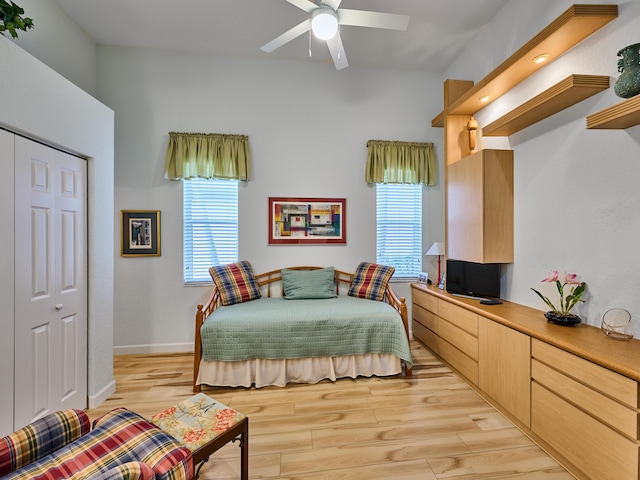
[193,266,411,392]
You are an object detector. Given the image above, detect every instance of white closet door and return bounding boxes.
[14,136,87,427]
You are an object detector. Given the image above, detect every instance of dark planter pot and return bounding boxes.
[545,311,581,326]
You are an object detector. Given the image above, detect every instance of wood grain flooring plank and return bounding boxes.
[373,399,495,423]
[266,459,436,480]
[310,415,481,447]
[458,427,535,452]
[248,409,379,436]
[427,445,569,479]
[280,435,472,476]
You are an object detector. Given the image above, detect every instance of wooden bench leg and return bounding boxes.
[192,417,249,480]
[235,417,248,480]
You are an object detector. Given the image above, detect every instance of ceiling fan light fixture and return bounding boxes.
[311,7,339,40]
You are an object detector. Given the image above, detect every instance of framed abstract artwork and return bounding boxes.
[268,197,346,245]
[121,210,161,256]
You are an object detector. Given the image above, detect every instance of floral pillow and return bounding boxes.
[209,261,261,306]
[348,262,395,302]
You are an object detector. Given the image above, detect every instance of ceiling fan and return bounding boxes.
[260,0,410,70]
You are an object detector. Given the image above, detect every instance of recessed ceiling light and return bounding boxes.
[533,53,549,63]
[479,95,491,103]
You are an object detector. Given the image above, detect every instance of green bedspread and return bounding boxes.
[201,296,412,368]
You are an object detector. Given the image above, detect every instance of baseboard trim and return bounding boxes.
[89,380,116,409]
[113,342,194,355]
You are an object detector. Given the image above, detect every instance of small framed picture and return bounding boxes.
[121,210,161,256]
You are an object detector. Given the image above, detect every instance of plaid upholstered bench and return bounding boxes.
[150,393,248,480]
[0,408,193,479]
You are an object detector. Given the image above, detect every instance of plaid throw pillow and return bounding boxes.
[348,262,395,302]
[209,261,261,306]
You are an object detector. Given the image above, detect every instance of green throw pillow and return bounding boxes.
[281,267,337,299]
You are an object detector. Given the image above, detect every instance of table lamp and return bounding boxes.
[425,242,445,287]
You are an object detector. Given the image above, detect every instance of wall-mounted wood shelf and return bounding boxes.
[586,95,640,129]
[482,75,610,136]
[431,4,618,126]
[432,110,444,128]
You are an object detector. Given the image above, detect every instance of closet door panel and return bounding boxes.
[14,136,87,428]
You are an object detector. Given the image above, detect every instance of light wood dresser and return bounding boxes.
[412,283,640,480]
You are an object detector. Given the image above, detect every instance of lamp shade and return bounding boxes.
[425,242,445,256]
[311,8,339,40]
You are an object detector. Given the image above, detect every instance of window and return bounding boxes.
[183,178,238,284]
[376,183,422,278]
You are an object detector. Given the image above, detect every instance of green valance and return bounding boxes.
[365,140,436,185]
[164,132,251,181]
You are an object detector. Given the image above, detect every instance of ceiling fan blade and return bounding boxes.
[260,19,311,53]
[286,0,318,13]
[326,33,348,70]
[338,9,410,30]
[321,0,343,10]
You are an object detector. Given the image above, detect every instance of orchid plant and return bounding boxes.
[531,270,586,317]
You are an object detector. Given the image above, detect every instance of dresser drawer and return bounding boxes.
[412,303,438,332]
[412,287,438,313]
[412,320,439,354]
[532,382,639,480]
[439,339,478,384]
[438,300,478,336]
[532,339,639,409]
[438,318,478,361]
[532,359,639,439]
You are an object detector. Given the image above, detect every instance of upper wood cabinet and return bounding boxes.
[447,149,514,264]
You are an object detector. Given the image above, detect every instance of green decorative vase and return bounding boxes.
[614,43,640,98]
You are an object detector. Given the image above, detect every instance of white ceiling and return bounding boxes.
[52,0,509,72]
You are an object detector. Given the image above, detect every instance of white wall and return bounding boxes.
[0,33,115,408]
[96,46,444,352]
[444,0,640,336]
[7,0,98,97]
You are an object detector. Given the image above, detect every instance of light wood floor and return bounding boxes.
[86,340,575,479]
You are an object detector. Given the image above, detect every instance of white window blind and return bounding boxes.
[184,178,238,284]
[376,183,422,278]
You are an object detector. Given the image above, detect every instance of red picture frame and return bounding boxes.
[268,197,346,245]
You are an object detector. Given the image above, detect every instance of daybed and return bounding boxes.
[193,262,412,390]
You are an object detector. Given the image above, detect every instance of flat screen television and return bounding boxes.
[446,259,501,299]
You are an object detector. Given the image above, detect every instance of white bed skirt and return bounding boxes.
[196,354,402,388]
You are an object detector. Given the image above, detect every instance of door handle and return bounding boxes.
[55,304,63,311]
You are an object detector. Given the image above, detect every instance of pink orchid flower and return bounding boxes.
[565,273,581,284]
[541,270,559,283]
